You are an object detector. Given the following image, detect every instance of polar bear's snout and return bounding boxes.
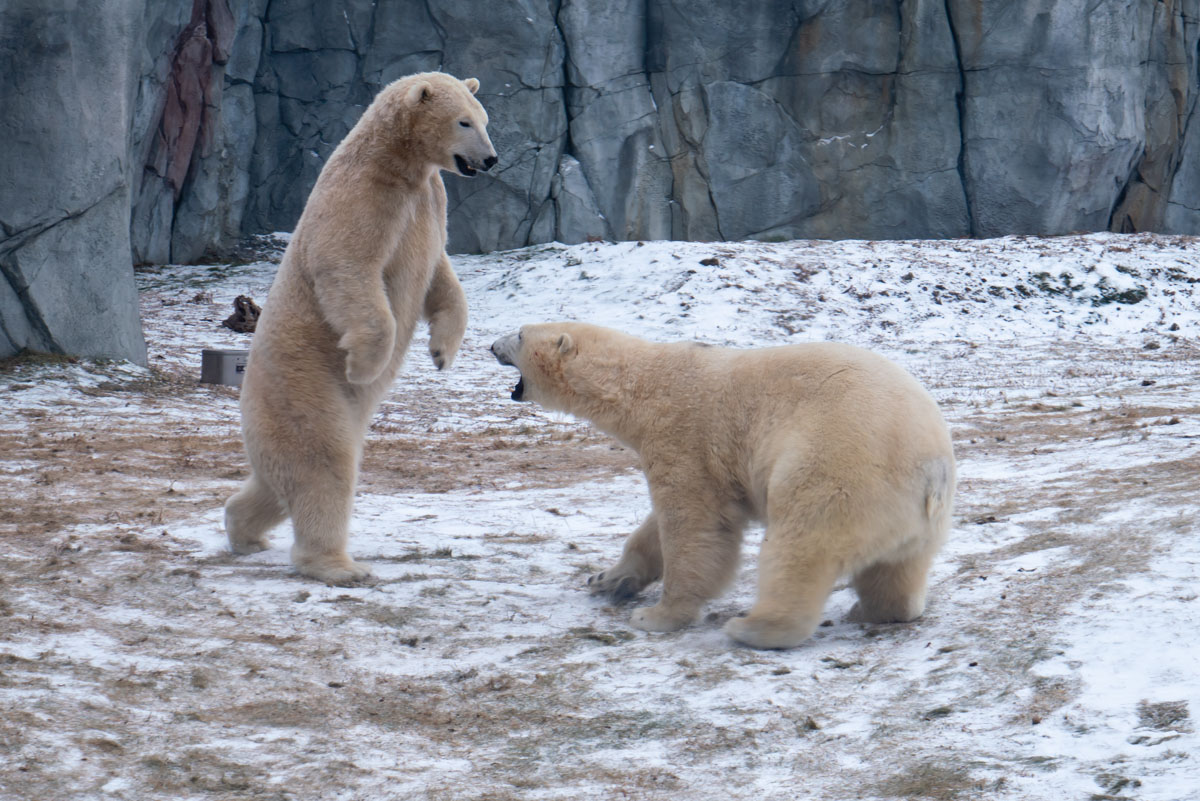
[451,113,498,178]
[490,332,519,366]
[453,153,498,177]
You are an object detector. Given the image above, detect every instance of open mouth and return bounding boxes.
[490,335,523,399]
[454,154,477,177]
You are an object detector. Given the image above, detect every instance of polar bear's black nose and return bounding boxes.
[482,155,498,171]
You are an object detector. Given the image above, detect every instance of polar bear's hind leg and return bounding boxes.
[225,473,286,554]
[285,442,372,585]
[847,548,937,624]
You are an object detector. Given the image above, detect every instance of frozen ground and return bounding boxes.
[1,233,1198,800]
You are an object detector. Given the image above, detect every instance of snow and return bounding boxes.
[1,232,1198,800]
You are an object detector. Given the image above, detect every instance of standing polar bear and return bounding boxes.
[224,72,496,584]
[492,323,955,649]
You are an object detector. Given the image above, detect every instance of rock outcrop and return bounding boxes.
[130,0,242,265]
[952,0,1199,237]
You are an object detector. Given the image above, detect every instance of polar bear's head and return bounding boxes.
[491,322,634,415]
[491,323,574,408]
[378,72,498,178]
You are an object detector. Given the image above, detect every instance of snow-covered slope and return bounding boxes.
[1,233,1197,801]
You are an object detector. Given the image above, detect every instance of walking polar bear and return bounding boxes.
[224,72,496,584]
[492,323,955,649]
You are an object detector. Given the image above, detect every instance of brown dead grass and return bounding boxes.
[0,353,651,801]
[872,761,995,801]
[0,359,636,555]
[359,429,637,495]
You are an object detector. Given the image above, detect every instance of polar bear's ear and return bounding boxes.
[555,333,575,356]
[406,81,433,105]
[464,77,480,95]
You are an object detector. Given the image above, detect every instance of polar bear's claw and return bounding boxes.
[587,570,644,601]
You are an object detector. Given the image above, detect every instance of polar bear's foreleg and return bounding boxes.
[723,517,843,649]
[587,512,663,600]
[338,301,398,385]
[423,254,467,371]
[310,261,398,385]
[628,497,742,633]
[225,473,286,554]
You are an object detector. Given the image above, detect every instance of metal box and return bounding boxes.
[200,348,249,387]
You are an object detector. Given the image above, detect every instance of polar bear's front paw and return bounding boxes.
[228,533,271,555]
[294,556,374,586]
[340,318,396,384]
[587,569,647,601]
[428,342,456,371]
[630,604,695,633]
[427,314,464,371]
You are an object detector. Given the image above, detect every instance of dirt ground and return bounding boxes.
[2,238,1198,800]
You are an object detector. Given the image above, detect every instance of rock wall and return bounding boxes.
[951,0,1200,236]
[127,0,1200,262]
[0,0,148,363]
[3,0,1198,360]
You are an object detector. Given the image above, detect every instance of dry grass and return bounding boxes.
[0,356,635,545]
[0,343,649,800]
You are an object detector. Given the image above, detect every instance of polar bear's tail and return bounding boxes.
[922,457,956,523]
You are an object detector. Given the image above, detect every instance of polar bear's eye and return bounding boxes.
[459,120,472,128]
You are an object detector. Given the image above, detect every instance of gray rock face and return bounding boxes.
[1165,96,1200,231]
[206,0,1197,252]
[0,0,148,363]
[1107,0,1200,233]
[950,0,1199,237]
[552,155,609,244]
[559,0,672,242]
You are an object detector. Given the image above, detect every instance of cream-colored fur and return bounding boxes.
[225,72,496,584]
[491,323,955,649]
